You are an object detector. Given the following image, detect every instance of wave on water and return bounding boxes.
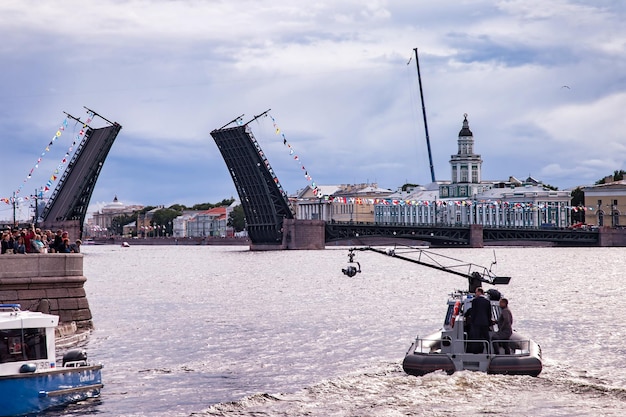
[200,361,626,417]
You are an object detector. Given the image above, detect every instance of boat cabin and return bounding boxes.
[0,304,58,376]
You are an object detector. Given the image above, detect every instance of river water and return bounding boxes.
[46,244,626,416]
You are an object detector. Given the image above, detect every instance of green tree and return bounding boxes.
[400,183,419,191]
[570,186,585,223]
[228,204,246,232]
[595,169,626,185]
[151,208,183,236]
[111,213,137,236]
[191,198,235,211]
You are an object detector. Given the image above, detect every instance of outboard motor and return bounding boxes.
[63,349,88,367]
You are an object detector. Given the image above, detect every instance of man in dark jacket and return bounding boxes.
[467,287,492,353]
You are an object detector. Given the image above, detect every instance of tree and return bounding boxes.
[111,213,137,236]
[595,170,626,185]
[151,208,183,236]
[192,198,235,211]
[228,204,246,232]
[570,186,585,224]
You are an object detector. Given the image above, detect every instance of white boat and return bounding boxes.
[342,246,542,377]
[121,241,130,247]
[0,304,102,416]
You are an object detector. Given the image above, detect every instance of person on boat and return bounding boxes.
[467,287,492,353]
[491,298,513,354]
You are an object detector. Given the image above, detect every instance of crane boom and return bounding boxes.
[414,48,436,183]
[342,246,510,290]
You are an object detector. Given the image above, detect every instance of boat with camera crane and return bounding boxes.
[342,246,542,376]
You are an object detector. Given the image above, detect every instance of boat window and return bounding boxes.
[0,328,48,363]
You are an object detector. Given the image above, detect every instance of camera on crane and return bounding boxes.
[342,265,359,277]
[341,249,361,277]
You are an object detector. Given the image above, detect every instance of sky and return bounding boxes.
[1,0,625,221]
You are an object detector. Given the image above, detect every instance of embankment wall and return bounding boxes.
[0,254,93,329]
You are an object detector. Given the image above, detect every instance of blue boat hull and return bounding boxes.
[0,365,102,417]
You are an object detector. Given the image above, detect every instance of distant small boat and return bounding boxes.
[0,304,103,416]
[121,241,130,247]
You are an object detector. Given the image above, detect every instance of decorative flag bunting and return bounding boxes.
[267,113,322,198]
[3,110,94,205]
[299,196,594,213]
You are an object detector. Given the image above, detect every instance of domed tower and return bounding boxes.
[450,113,482,185]
[440,114,485,198]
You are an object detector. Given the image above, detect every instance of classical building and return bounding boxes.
[375,115,572,227]
[86,196,143,237]
[294,183,393,223]
[582,180,626,227]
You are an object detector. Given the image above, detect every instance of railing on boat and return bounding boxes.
[413,337,531,355]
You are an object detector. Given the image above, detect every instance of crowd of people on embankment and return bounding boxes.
[1,225,81,254]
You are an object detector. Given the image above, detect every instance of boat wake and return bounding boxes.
[200,361,626,417]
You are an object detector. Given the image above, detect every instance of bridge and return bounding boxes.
[325,222,601,247]
[40,109,122,240]
[25,108,623,248]
[210,112,624,248]
[210,112,296,249]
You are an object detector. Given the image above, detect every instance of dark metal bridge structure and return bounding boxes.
[325,222,600,246]
[40,109,122,239]
[211,111,294,247]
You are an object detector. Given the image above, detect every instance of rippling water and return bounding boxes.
[47,244,626,416]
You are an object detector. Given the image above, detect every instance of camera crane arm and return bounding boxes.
[342,246,510,290]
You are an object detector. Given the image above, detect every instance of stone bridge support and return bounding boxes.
[469,224,484,248]
[282,219,325,250]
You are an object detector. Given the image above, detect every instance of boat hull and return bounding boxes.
[0,364,102,417]
[403,353,455,376]
[402,331,542,377]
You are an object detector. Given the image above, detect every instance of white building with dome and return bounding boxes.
[86,196,144,237]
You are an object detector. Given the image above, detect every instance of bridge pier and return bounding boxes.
[597,226,626,246]
[282,219,325,250]
[469,224,484,248]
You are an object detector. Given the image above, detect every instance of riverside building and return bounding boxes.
[295,114,572,228]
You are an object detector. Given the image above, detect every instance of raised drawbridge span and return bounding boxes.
[211,111,294,247]
[41,108,122,239]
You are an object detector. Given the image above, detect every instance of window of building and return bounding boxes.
[460,166,468,182]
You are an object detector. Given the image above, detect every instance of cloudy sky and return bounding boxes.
[1,0,625,221]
